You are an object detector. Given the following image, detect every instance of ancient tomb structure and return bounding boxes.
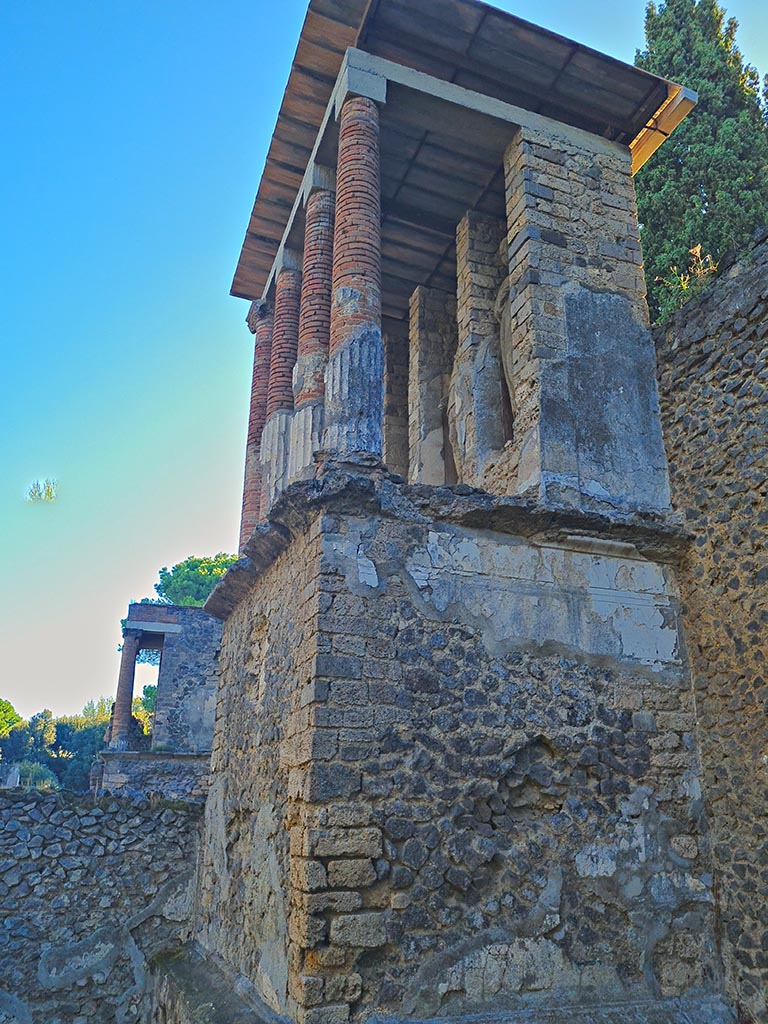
[158,1,736,1022]
[99,602,221,801]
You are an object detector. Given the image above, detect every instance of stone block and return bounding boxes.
[329,911,388,948]
[327,859,377,889]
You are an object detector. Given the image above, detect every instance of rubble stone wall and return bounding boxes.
[655,231,768,1024]
[0,790,198,1024]
[291,511,720,1022]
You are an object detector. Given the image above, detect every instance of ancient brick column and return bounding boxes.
[261,256,301,512]
[239,300,273,548]
[323,95,383,457]
[109,630,141,750]
[288,185,335,482]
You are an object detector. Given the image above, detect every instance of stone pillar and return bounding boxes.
[288,184,335,482]
[408,286,458,485]
[500,125,671,514]
[323,95,383,458]
[240,300,273,548]
[110,630,141,750]
[262,254,301,512]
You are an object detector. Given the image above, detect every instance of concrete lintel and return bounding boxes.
[301,164,336,206]
[124,622,183,637]
[262,46,631,301]
[333,60,388,120]
[346,48,626,162]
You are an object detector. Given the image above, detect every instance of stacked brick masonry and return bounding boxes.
[0,791,198,1023]
[656,232,768,1023]
[329,98,381,360]
[450,212,511,490]
[502,126,663,508]
[324,96,383,458]
[296,190,335,408]
[194,522,324,1019]
[409,286,458,485]
[240,302,273,545]
[268,267,302,418]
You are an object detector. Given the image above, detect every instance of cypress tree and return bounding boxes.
[635,0,768,318]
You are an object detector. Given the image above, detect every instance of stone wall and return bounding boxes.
[409,286,458,485]
[655,230,768,1024]
[0,790,199,1023]
[194,521,323,1018]
[449,211,511,491]
[152,606,222,755]
[500,124,669,514]
[100,751,210,804]
[196,469,728,1024]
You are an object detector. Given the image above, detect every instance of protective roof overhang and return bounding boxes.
[232,0,695,305]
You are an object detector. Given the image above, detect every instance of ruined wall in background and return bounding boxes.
[0,791,198,1024]
[152,607,222,754]
[656,230,768,1024]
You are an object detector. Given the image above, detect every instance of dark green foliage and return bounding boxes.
[635,0,768,318]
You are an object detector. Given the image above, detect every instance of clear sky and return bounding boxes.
[1,0,766,719]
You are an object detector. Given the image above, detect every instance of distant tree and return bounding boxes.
[19,761,59,791]
[635,0,768,318]
[140,684,157,713]
[154,553,237,606]
[28,710,56,756]
[0,722,33,763]
[0,699,22,738]
[25,478,58,503]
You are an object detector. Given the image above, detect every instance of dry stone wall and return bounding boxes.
[0,790,198,1023]
[656,230,768,1024]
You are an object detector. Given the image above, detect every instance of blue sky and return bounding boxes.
[1,0,767,719]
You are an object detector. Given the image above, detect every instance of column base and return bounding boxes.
[261,409,293,514]
[322,329,383,457]
[287,401,324,484]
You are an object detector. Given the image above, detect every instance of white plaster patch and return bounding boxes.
[356,546,379,588]
[403,525,682,670]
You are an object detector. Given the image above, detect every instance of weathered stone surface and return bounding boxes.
[0,791,198,1023]
[656,229,768,1024]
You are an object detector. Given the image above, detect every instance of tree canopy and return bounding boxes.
[153,553,237,606]
[0,699,22,737]
[635,0,768,318]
